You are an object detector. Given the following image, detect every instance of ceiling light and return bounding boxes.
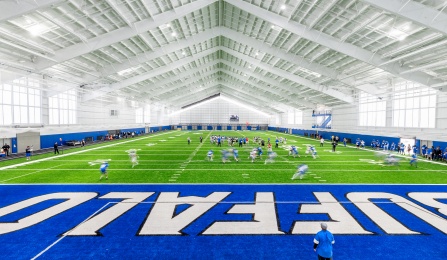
[26,23,51,36]
[182,51,186,55]
[255,52,259,56]
[280,5,286,10]
[171,32,177,37]
[271,25,275,29]
[166,24,171,27]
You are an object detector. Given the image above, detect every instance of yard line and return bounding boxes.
[0,164,64,183]
[17,168,444,172]
[168,131,213,181]
[0,131,174,171]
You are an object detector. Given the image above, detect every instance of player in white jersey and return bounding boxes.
[128,149,139,168]
[249,149,257,163]
[291,164,309,180]
[207,150,214,161]
[384,154,400,166]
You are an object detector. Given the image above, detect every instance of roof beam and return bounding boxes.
[220,28,383,96]
[361,0,447,36]
[155,69,220,98]
[221,47,354,103]
[218,79,288,112]
[226,0,446,90]
[0,0,63,22]
[82,47,219,102]
[84,28,218,82]
[219,60,326,106]
[219,69,311,109]
[147,62,220,97]
[34,0,218,71]
[163,78,220,103]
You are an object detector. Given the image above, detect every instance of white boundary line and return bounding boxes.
[0,131,174,171]
[31,202,113,260]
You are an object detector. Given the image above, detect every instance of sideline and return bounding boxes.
[0,131,174,171]
[268,131,447,167]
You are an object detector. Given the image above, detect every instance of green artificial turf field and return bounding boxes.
[1,130,446,184]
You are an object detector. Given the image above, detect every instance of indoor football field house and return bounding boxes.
[1,0,447,259]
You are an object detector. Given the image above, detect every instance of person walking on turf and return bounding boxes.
[54,142,59,155]
[314,223,335,260]
[25,145,31,160]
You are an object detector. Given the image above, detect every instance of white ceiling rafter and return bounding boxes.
[82,47,219,102]
[32,0,218,71]
[219,68,315,109]
[225,0,447,91]
[221,47,354,103]
[219,28,383,96]
[361,0,447,36]
[0,0,63,22]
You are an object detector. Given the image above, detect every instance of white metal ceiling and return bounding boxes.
[1,0,447,114]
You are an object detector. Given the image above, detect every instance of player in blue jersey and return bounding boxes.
[265,150,277,164]
[257,146,263,159]
[207,150,214,161]
[291,164,309,180]
[230,149,239,162]
[390,142,396,152]
[99,162,109,180]
[412,145,418,156]
[310,146,318,159]
[421,144,427,157]
[289,145,299,158]
[410,153,418,168]
[221,149,231,163]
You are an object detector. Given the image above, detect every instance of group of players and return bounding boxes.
[97,133,424,181]
[99,149,139,180]
[206,136,318,180]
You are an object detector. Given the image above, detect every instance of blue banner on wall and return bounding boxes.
[0,184,446,259]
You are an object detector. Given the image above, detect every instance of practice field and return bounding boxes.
[1,130,447,260]
[1,130,447,184]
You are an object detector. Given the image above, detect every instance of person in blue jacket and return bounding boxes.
[314,223,335,260]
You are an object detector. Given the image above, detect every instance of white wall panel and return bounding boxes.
[168,98,270,125]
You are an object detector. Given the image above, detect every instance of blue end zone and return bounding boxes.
[0,184,446,259]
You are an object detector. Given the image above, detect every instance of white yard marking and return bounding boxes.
[168,131,213,182]
[88,159,112,166]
